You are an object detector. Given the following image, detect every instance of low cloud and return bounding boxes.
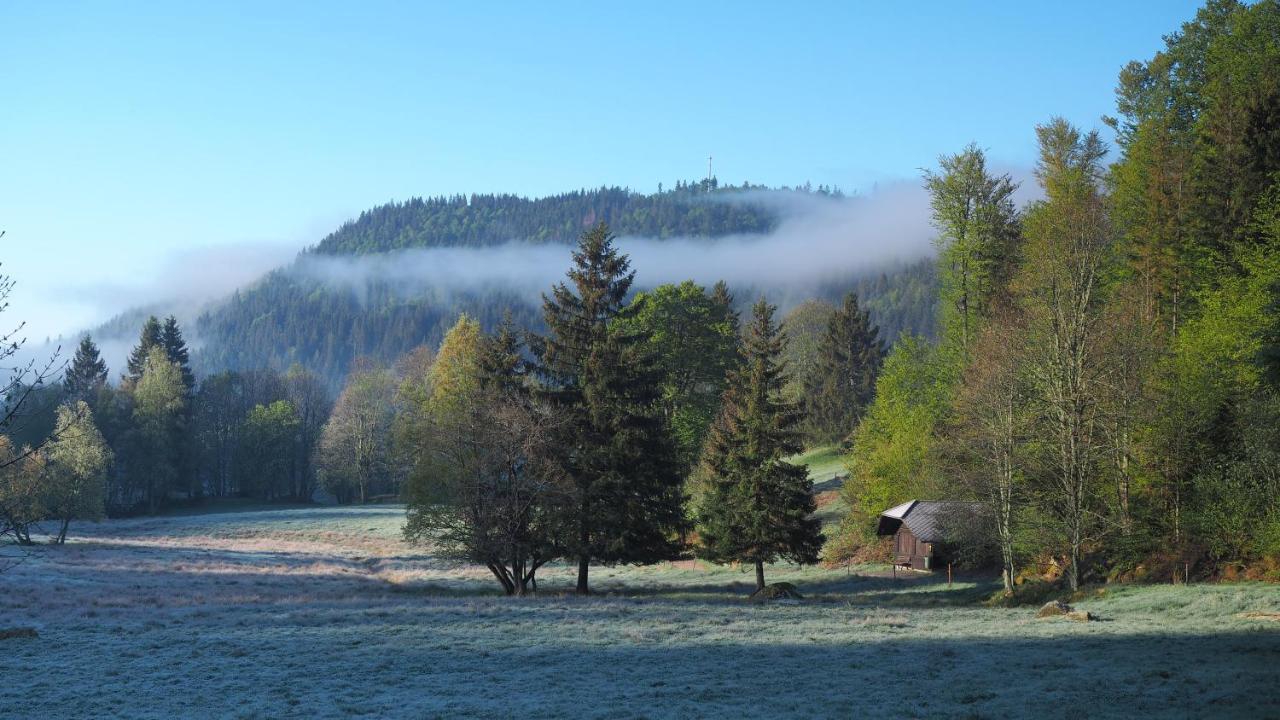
[63,242,301,319]
[293,181,939,304]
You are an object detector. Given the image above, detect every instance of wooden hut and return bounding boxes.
[876,500,979,571]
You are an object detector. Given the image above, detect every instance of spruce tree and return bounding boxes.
[478,313,528,396]
[804,292,885,443]
[125,316,164,384]
[65,336,108,402]
[535,222,684,594]
[696,298,823,592]
[709,279,742,376]
[160,315,195,393]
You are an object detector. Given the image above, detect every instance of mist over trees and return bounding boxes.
[190,183,939,389]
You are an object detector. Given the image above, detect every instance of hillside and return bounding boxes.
[184,181,936,387]
[313,180,781,253]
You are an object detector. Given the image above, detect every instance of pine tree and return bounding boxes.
[161,316,195,393]
[125,316,164,384]
[696,298,824,592]
[65,336,108,402]
[535,222,685,594]
[804,292,885,443]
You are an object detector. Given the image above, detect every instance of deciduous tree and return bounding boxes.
[1017,118,1114,591]
[317,362,397,504]
[43,402,112,543]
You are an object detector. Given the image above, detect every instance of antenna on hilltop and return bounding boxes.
[707,155,713,182]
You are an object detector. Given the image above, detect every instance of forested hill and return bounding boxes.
[312,180,786,254]
[188,180,935,388]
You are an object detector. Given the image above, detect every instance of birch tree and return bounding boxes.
[43,402,112,543]
[317,363,397,504]
[1017,118,1113,591]
[948,306,1030,591]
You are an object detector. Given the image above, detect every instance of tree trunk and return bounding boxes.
[755,560,766,591]
[1068,515,1082,592]
[58,517,70,545]
[576,555,590,595]
[521,560,545,596]
[486,563,515,595]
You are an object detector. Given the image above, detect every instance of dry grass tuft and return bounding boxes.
[0,627,39,640]
[1238,611,1280,621]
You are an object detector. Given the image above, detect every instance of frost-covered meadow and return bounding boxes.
[2,505,1278,719]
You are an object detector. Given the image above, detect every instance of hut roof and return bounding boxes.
[876,500,980,543]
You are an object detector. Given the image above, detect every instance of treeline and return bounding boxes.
[831,0,1280,589]
[0,316,334,540]
[193,258,933,393]
[196,282,543,390]
[311,180,782,255]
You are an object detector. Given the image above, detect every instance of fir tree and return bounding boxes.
[696,298,823,592]
[534,222,685,594]
[125,316,163,384]
[65,336,108,402]
[804,292,885,443]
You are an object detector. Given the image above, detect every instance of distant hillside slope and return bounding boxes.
[184,181,936,388]
[313,181,779,254]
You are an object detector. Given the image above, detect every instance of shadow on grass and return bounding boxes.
[8,617,1278,719]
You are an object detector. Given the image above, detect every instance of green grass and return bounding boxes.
[3,505,1278,719]
[790,444,849,530]
[792,444,846,484]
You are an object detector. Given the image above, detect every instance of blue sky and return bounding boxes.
[0,1,1202,337]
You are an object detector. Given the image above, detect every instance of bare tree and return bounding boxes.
[0,234,66,563]
[0,436,49,546]
[402,317,569,595]
[0,232,66,469]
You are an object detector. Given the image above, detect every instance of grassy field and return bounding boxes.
[794,444,846,483]
[2,506,1279,719]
